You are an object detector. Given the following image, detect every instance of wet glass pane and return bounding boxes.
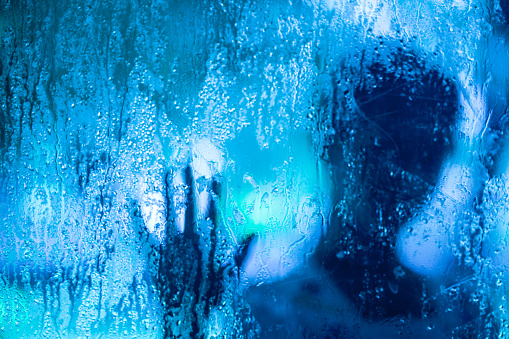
[0,0,508,337]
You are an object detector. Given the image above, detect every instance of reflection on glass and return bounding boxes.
[0,0,508,337]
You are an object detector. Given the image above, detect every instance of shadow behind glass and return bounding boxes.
[318,49,458,319]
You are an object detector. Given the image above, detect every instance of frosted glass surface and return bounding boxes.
[1,0,508,337]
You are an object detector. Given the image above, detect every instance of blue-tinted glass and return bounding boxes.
[0,0,508,338]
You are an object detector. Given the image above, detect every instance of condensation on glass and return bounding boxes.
[0,0,508,338]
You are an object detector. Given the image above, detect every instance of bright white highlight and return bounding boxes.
[396,164,476,278]
[192,138,224,180]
